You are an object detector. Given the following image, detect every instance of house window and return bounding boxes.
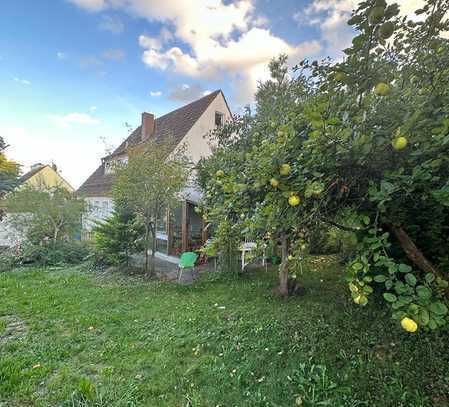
[104,161,113,175]
[104,156,128,174]
[215,112,224,127]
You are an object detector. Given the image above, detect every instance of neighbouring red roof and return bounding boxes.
[77,90,222,197]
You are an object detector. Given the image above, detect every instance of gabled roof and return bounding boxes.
[18,164,74,192]
[77,90,224,197]
[19,164,47,185]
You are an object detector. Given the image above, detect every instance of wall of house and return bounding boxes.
[175,92,232,164]
[25,166,74,192]
[80,92,232,245]
[0,214,26,248]
[82,197,114,235]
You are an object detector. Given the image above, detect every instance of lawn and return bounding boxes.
[1,257,448,406]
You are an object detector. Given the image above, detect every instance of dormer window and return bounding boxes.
[215,111,224,127]
[104,161,113,175]
[104,156,128,175]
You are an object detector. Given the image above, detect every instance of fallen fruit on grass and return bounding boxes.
[401,317,418,333]
[288,194,301,206]
[392,136,408,151]
[216,170,225,177]
[280,164,291,176]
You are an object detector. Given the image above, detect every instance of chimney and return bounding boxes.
[141,112,155,142]
[31,163,44,171]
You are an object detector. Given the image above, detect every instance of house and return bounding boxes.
[77,90,232,257]
[16,163,74,192]
[0,163,75,247]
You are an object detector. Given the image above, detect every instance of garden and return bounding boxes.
[1,0,449,405]
[1,259,449,406]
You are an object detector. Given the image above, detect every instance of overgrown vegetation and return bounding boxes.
[112,138,190,275]
[0,136,19,220]
[198,0,449,332]
[5,186,86,243]
[2,185,88,269]
[1,259,448,406]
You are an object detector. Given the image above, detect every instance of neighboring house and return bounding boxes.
[77,89,232,256]
[0,163,75,247]
[16,163,74,192]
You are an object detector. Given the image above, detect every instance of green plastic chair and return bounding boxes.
[177,252,199,281]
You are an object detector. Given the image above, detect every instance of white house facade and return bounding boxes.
[77,90,232,254]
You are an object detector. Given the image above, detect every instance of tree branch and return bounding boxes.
[387,224,446,282]
[319,217,361,233]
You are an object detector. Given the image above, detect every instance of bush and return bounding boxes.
[92,209,144,267]
[6,241,91,268]
[0,248,20,272]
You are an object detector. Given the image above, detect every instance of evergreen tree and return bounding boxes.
[93,209,143,266]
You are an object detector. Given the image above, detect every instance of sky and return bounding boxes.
[0,0,429,188]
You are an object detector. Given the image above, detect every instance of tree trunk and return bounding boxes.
[279,233,290,297]
[144,225,150,273]
[150,219,157,277]
[278,232,303,297]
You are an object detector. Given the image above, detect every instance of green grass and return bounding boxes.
[0,258,448,406]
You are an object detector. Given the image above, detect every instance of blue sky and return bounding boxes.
[0,0,420,187]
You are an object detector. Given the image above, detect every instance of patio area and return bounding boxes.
[129,252,215,285]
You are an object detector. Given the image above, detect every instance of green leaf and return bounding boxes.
[430,302,448,316]
[419,309,430,326]
[383,293,397,303]
[347,14,363,25]
[394,281,408,294]
[374,274,386,283]
[428,320,437,330]
[362,215,370,225]
[398,264,412,273]
[352,262,363,271]
[405,273,417,286]
[416,285,432,300]
[425,273,435,284]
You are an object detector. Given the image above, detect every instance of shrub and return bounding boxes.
[92,209,144,267]
[0,248,20,272]
[1,241,91,271]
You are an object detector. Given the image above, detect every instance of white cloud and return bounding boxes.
[98,15,124,34]
[67,0,105,12]
[102,49,125,60]
[47,112,101,128]
[167,84,208,102]
[13,77,31,86]
[139,26,320,102]
[150,91,162,96]
[89,106,97,112]
[138,27,174,51]
[69,0,321,104]
[203,90,212,96]
[57,51,68,60]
